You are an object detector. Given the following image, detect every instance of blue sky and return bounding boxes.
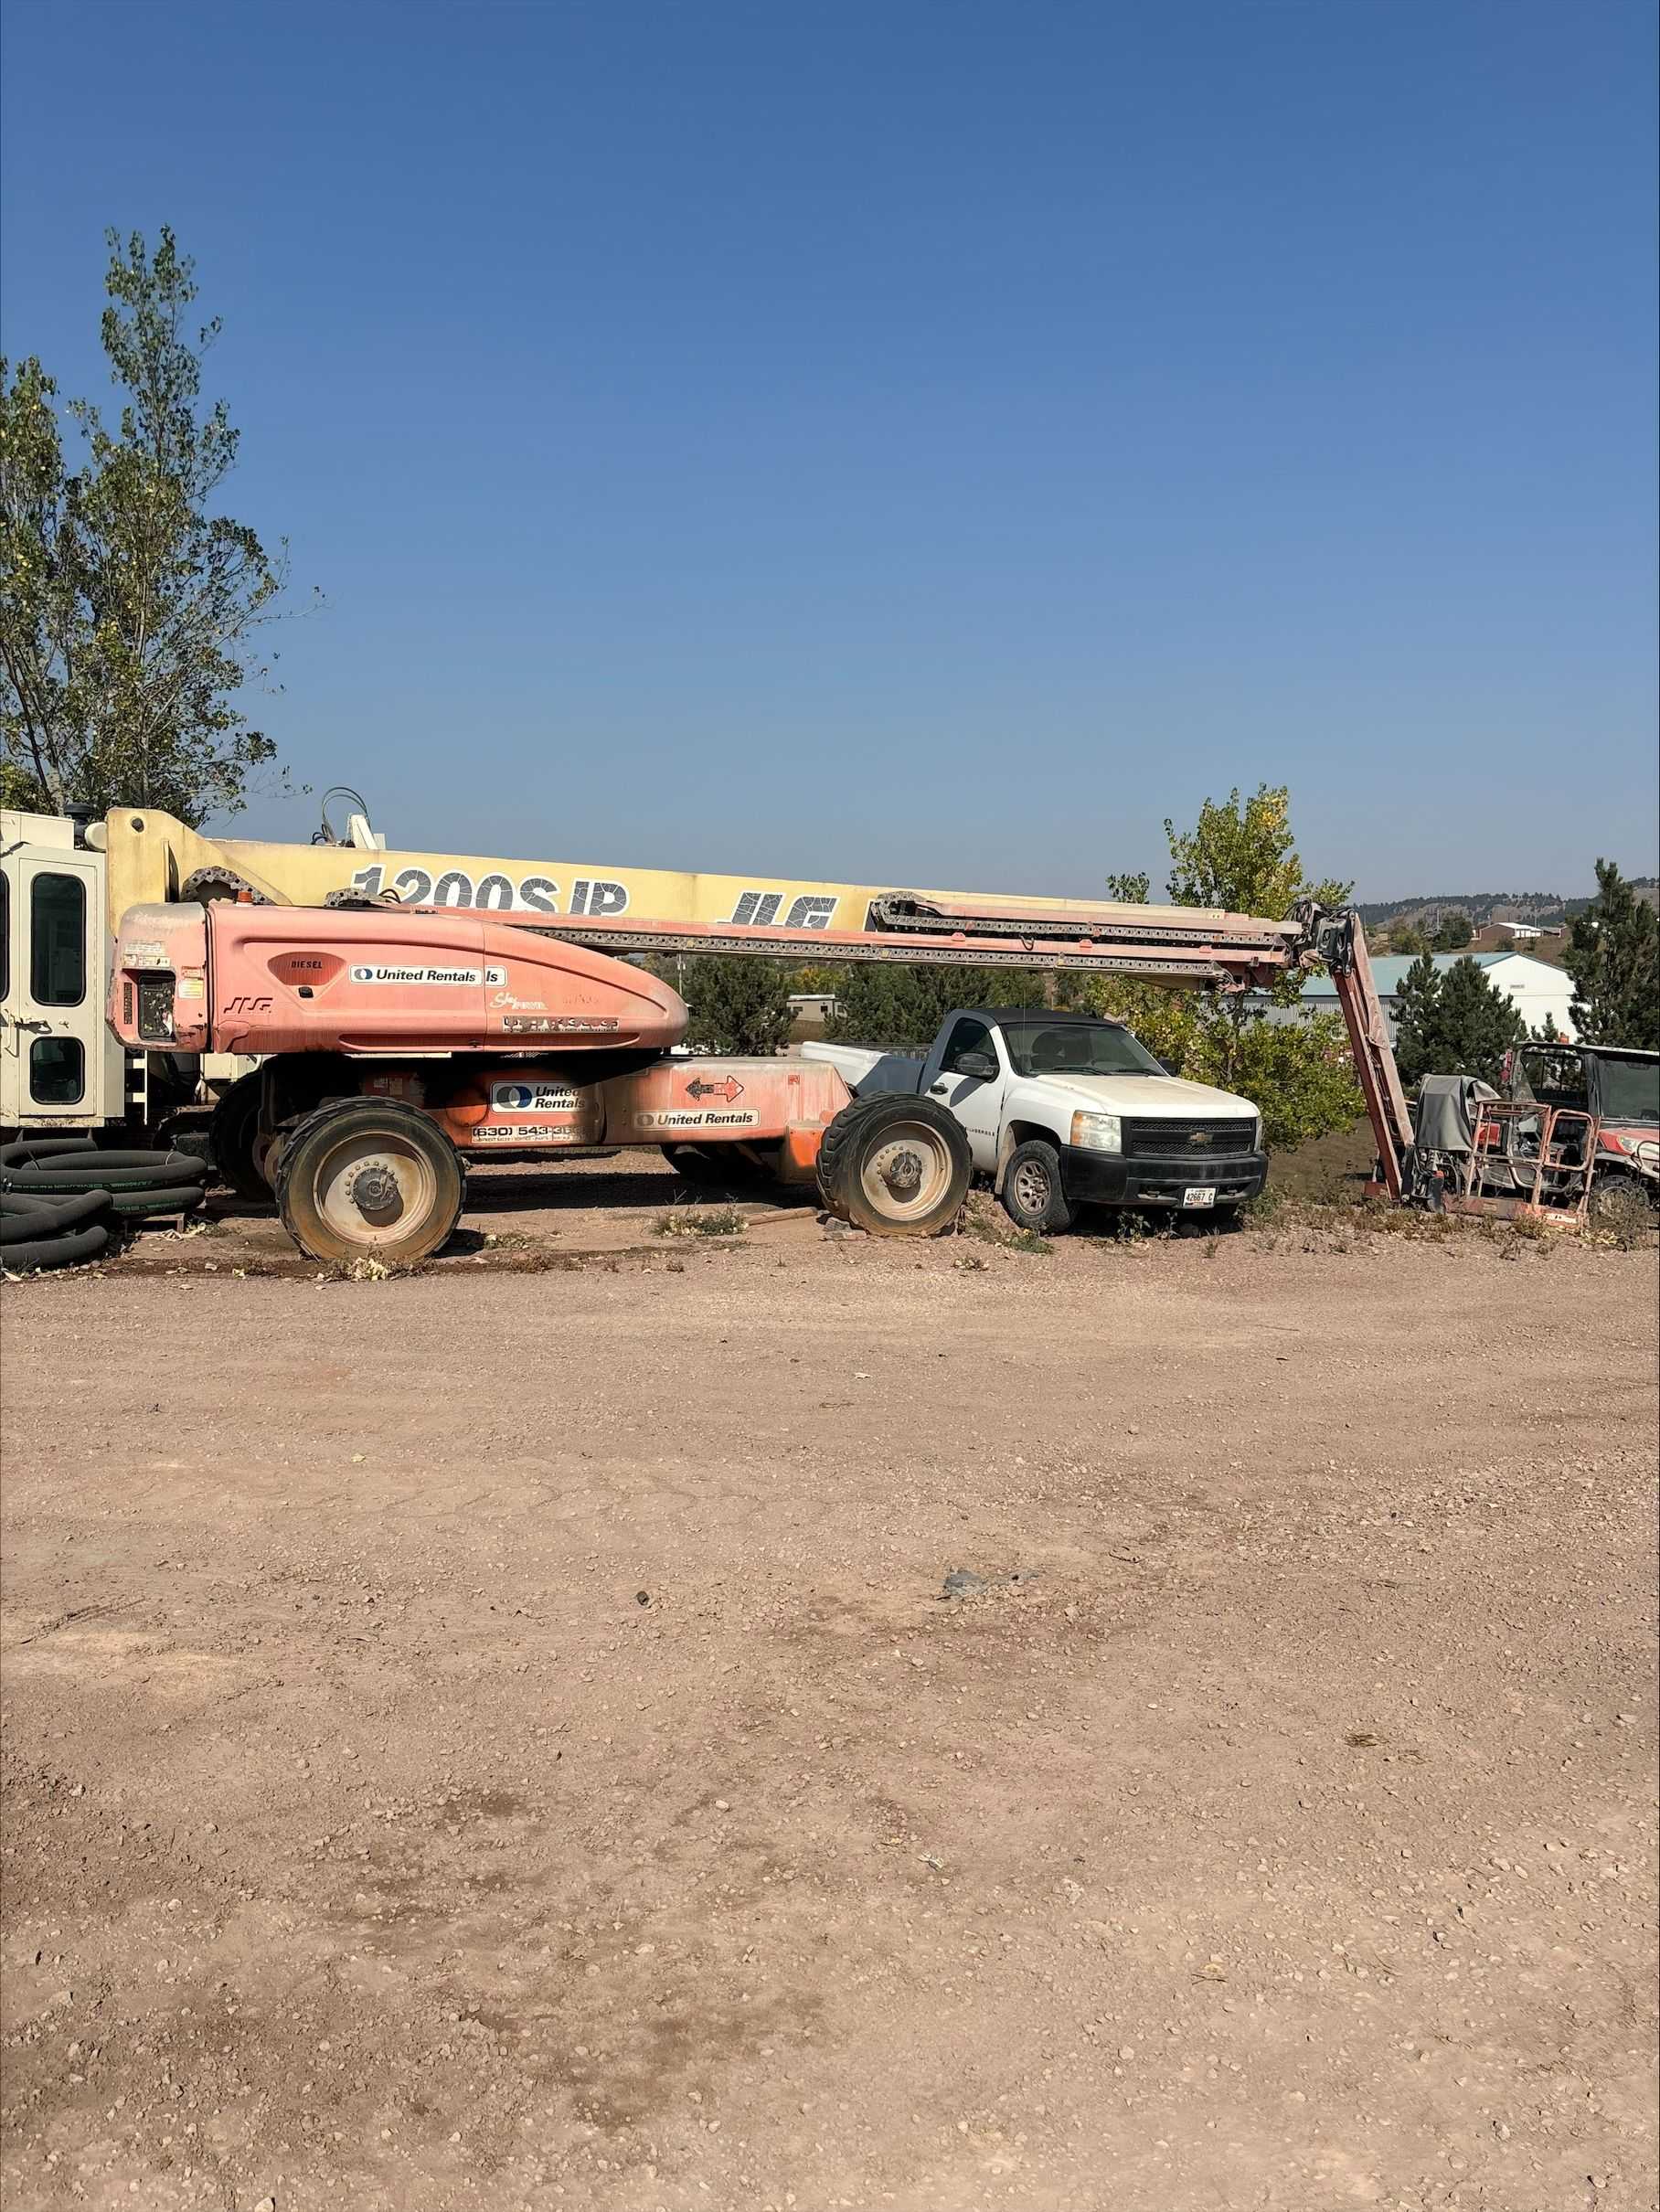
[3,0,1655,899]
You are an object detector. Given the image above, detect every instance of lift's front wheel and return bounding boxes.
[274,1100,464,1264]
[816,1094,970,1235]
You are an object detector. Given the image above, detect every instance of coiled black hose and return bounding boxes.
[0,1137,207,1224]
[1,1188,113,1271]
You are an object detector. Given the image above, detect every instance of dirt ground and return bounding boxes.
[2,1155,1656,2212]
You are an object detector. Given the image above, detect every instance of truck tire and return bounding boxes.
[1000,1139,1075,1234]
[209,1070,272,1202]
[816,1094,970,1236]
[274,1099,464,1265]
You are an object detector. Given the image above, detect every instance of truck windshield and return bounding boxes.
[1594,1053,1660,1124]
[1000,1019,1165,1078]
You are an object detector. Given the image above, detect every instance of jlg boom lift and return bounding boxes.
[13,797,1630,1261]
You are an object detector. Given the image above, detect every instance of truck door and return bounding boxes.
[929,1015,1004,1172]
[1,852,104,1131]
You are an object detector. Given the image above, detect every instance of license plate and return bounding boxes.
[1182,1186,1217,1208]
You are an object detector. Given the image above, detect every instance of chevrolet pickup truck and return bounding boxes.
[803,1006,1266,1232]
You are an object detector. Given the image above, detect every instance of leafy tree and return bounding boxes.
[1389,920,1431,956]
[1225,1012,1371,1151]
[1392,953,1526,1087]
[827,962,1046,1046]
[1065,785,1363,1144]
[2,228,303,824]
[1105,869,1151,902]
[1432,910,1474,951]
[1562,859,1659,1048]
[675,957,795,1055]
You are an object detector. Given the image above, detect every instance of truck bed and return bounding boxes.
[799,1041,926,1098]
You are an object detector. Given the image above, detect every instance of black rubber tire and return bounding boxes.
[274,1098,464,1265]
[813,1092,899,1211]
[999,1138,1076,1234]
[815,1093,970,1237]
[209,1070,272,1201]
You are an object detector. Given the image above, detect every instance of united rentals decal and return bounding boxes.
[490,1081,580,1111]
[347,962,506,986]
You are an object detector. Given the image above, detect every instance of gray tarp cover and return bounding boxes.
[1412,1074,1500,1155]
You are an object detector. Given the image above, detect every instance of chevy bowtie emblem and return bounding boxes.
[1187,1130,1213,1147]
[686,1076,745,1103]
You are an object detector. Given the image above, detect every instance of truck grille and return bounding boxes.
[1123,1116,1254,1158]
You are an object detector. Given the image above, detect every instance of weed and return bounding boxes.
[955,1196,1051,1255]
[654,1207,747,1239]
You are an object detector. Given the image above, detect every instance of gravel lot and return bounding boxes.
[3,1168,1655,2212]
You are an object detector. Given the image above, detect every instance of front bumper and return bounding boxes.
[1060,1145,1268,1208]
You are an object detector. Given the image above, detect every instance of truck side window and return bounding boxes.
[29,872,86,1007]
[941,1017,995,1074]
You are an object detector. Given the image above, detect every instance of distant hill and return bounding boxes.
[1354,879,1658,932]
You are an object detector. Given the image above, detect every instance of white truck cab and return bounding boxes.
[804,1007,1265,1232]
[0,810,129,1138]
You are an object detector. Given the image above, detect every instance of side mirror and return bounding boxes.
[955,1050,997,1081]
[1158,1058,1180,1076]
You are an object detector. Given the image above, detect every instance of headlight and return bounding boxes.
[1070,1111,1122,1154]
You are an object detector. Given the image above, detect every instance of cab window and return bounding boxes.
[29,872,87,1007]
[941,1017,996,1075]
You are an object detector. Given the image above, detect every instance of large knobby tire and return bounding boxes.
[209,1070,273,1202]
[1000,1138,1076,1235]
[816,1093,970,1236]
[274,1098,464,1265]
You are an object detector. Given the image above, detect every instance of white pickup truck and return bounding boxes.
[803,1007,1265,1232]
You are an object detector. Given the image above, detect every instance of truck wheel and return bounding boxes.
[274,1099,464,1265]
[209,1070,272,1202]
[816,1094,969,1236]
[1000,1139,1075,1234]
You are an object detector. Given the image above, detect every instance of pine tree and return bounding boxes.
[675,958,794,1055]
[1563,860,1660,1048]
[1393,954,1526,1087]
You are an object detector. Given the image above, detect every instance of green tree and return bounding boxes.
[675,957,795,1055]
[2,228,303,824]
[1562,860,1660,1048]
[1392,953,1526,1087]
[1105,869,1151,903]
[1432,910,1474,951]
[1066,785,1363,1145]
[827,962,1046,1046]
[1390,920,1431,956]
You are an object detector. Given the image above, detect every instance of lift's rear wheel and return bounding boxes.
[209,1070,273,1202]
[816,1094,970,1236]
[274,1099,464,1265]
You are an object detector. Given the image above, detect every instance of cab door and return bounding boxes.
[928,1014,1004,1172]
[1,853,103,1129]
